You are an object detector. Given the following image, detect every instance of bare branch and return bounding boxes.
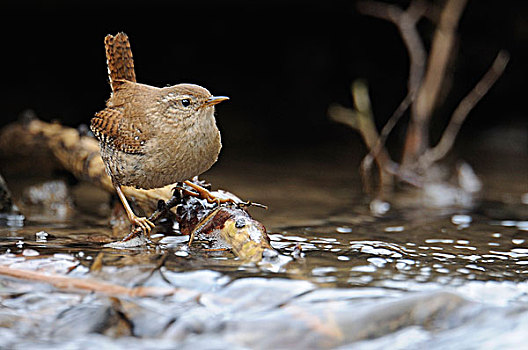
[403,0,468,164]
[328,104,359,130]
[413,0,468,121]
[360,92,413,186]
[420,50,510,166]
[328,82,382,153]
[329,81,394,194]
[357,0,429,190]
[358,0,427,94]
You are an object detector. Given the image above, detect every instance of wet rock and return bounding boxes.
[22,180,74,220]
[206,291,473,349]
[117,298,183,338]
[52,296,132,338]
[0,291,81,341]
[200,277,314,313]
[89,265,164,288]
[457,162,482,194]
[103,235,149,248]
[160,269,229,293]
[0,309,24,329]
[163,278,315,341]
[0,328,18,349]
[0,173,24,227]
[0,174,16,214]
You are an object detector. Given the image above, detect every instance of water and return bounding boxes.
[0,154,527,349]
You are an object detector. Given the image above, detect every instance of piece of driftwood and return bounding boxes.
[0,118,273,261]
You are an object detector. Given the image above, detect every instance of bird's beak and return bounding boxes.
[203,96,229,108]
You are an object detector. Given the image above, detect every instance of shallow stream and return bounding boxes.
[1,153,527,349]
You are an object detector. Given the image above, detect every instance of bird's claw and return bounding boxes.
[131,215,155,235]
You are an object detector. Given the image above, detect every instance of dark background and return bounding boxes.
[2,1,527,159]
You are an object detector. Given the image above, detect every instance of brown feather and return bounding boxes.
[105,32,136,92]
[91,107,145,155]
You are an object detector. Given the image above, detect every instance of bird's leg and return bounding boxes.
[183,180,237,205]
[114,183,155,236]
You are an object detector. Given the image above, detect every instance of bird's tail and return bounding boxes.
[104,32,136,92]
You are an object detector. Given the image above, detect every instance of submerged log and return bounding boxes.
[0,118,273,261]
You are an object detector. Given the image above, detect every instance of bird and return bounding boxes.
[90,32,228,236]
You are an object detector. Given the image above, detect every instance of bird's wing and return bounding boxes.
[91,106,146,155]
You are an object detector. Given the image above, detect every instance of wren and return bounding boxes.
[90,33,228,235]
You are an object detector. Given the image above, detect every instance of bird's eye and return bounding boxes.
[181,99,191,107]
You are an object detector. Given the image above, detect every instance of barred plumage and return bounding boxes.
[104,32,137,92]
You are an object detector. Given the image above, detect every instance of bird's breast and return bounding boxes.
[139,111,222,188]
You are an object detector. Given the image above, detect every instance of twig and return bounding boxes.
[403,0,468,165]
[357,0,427,94]
[357,0,428,193]
[359,92,414,192]
[419,50,510,166]
[0,265,183,297]
[357,0,427,154]
[329,81,393,194]
[90,252,105,272]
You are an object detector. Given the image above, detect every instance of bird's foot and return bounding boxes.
[121,215,155,242]
[178,181,267,209]
[132,215,155,232]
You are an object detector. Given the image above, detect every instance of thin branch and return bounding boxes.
[359,92,413,189]
[358,0,427,94]
[328,104,359,130]
[328,81,394,194]
[420,50,510,166]
[0,265,186,297]
[357,0,428,190]
[404,0,468,164]
[357,0,427,155]
[413,0,468,123]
